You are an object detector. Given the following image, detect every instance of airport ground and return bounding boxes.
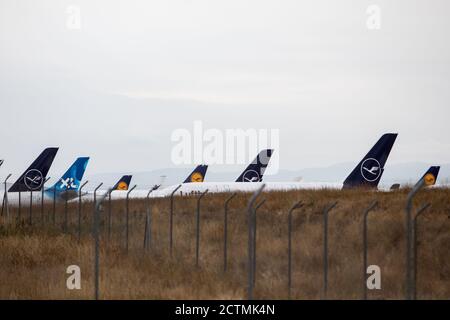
[0,188,448,299]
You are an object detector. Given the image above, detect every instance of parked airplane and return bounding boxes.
[415,165,440,188]
[111,175,133,191]
[150,134,398,197]
[184,165,208,183]
[44,157,90,201]
[8,148,59,193]
[3,147,59,205]
[86,165,209,201]
[342,133,397,189]
[390,166,441,190]
[151,175,167,192]
[79,175,133,200]
[235,149,273,182]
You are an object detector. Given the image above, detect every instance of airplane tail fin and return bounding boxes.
[236,149,274,182]
[112,175,132,191]
[151,175,167,191]
[9,147,59,192]
[416,166,440,188]
[50,157,90,193]
[183,165,208,183]
[343,134,397,189]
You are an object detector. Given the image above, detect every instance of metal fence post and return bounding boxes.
[18,191,21,221]
[405,178,426,300]
[108,190,112,240]
[413,202,431,300]
[253,198,265,287]
[362,200,378,300]
[169,184,182,257]
[93,183,103,205]
[144,189,154,251]
[52,186,56,225]
[246,184,265,300]
[78,181,89,242]
[125,185,137,252]
[196,189,209,267]
[223,192,237,273]
[63,192,69,233]
[0,163,3,214]
[0,162,3,214]
[1,174,11,219]
[288,200,304,299]
[143,211,150,251]
[93,183,103,237]
[41,177,50,224]
[93,187,111,300]
[29,189,33,225]
[323,201,338,300]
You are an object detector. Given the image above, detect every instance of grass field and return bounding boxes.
[0,188,449,300]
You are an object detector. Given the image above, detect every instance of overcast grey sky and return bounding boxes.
[1,0,450,179]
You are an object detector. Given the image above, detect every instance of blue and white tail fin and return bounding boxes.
[45,157,90,200]
[343,134,398,189]
[236,149,274,182]
[50,157,90,193]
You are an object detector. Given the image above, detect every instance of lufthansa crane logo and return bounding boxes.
[424,173,436,186]
[360,158,382,182]
[190,172,204,182]
[24,169,44,190]
[242,170,260,182]
[117,181,129,190]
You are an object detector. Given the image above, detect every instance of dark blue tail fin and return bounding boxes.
[416,166,440,188]
[343,134,397,189]
[9,147,59,192]
[184,165,208,183]
[236,149,274,182]
[112,175,132,191]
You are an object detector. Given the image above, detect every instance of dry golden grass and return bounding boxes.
[0,188,449,300]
